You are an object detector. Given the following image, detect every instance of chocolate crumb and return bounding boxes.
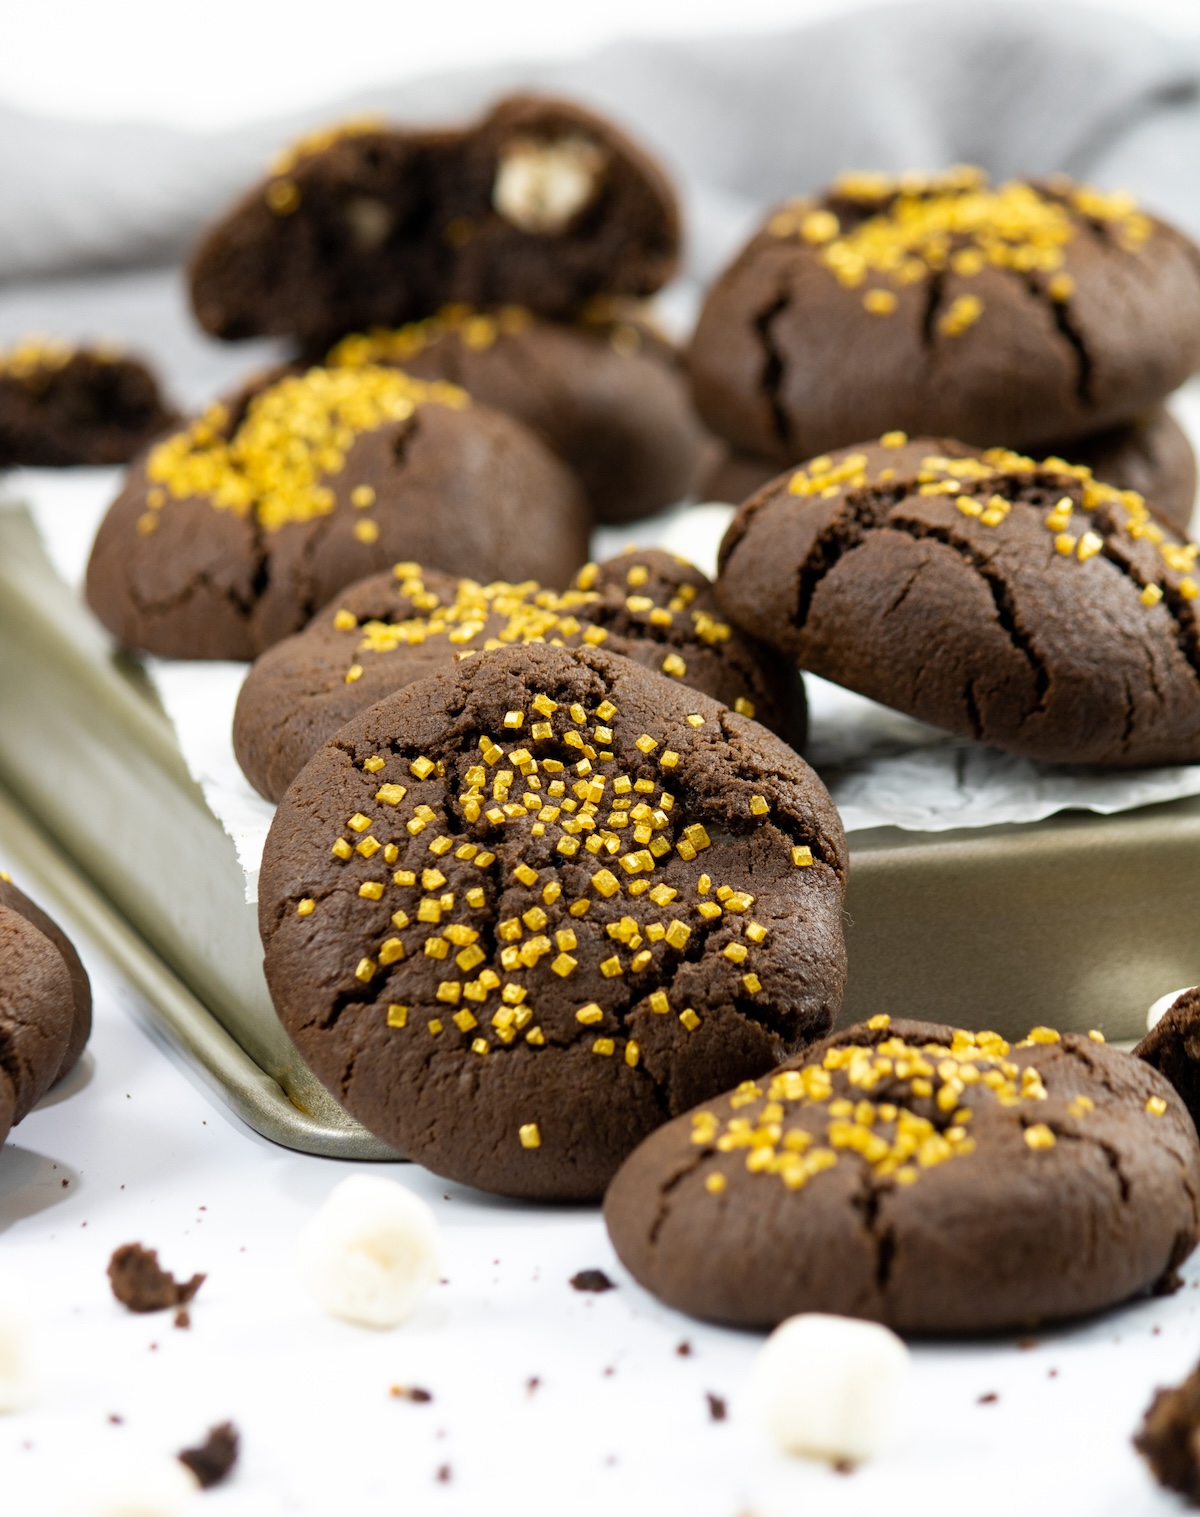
[436,1464,452,1483]
[706,1392,727,1422]
[173,1309,190,1330]
[389,1385,433,1403]
[61,1178,68,1188]
[675,1340,692,1357]
[1137,1361,1200,1502]
[107,1414,123,1425]
[570,1269,615,1293]
[108,1243,205,1313]
[1049,1369,1059,1378]
[178,1422,239,1490]
[978,1392,999,1404]
[832,1459,855,1475]
[526,1376,540,1395]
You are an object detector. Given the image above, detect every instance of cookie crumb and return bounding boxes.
[675,1340,692,1357]
[1137,1362,1200,1502]
[389,1385,433,1402]
[706,1392,727,1422]
[570,1269,615,1293]
[173,1309,190,1330]
[436,1464,452,1483]
[977,1392,999,1405]
[526,1376,540,1394]
[178,1422,239,1489]
[832,1458,855,1475]
[107,1414,123,1425]
[107,1244,205,1313]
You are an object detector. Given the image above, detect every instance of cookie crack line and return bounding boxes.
[753,286,792,451]
[1098,543,1200,694]
[646,1147,710,1249]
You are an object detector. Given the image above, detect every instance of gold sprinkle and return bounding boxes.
[345,662,365,682]
[1088,1029,1106,1043]
[705,1173,727,1195]
[576,1004,604,1025]
[331,838,353,860]
[749,795,769,816]
[791,846,814,867]
[333,608,357,631]
[881,431,907,447]
[1024,1124,1056,1151]
[354,519,379,544]
[358,881,384,901]
[354,957,376,983]
[297,898,315,916]
[1140,582,1164,607]
[375,783,406,805]
[519,1123,542,1148]
[863,288,898,315]
[662,653,686,678]
[1146,1095,1169,1117]
[600,956,623,978]
[680,1009,700,1032]
[593,1038,616,1057]
[386,1004,408,1028]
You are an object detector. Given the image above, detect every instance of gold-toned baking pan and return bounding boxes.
[0,504,398,1159]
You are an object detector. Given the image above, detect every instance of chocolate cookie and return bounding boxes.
[233,549,805,802]
[702,406,1197,533]
[85,364,588,660]
[0,337,174,467]
[0,874,92,1146]
[690,168,1200,462]
[716,434,1200,766]
[327,305,706,524]
[1137,1359,1200,1503]
[605,1016,1200,1332]
[0,875,91,1084]
[190,96,679,345]
[258,643,847,1201]
[1135,987,1200,1134]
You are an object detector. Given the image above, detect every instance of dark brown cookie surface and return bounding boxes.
[717,434,1200,765]
[326,305,705,524]
[233,549,805,802]
[258,643,847,1201]
[0,902,76,1143]
[690,168,1200,462]
[702,406,1197,534]
[85,364,588,660]
[605,1016,1200,1333]
[0,338,175,468]
[190,96,679,345]
[1135,987,1200,1134]
[0,875,91,1084]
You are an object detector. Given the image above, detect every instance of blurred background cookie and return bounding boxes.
[85,364,589,660]
[0,875,92,1083]
[0,337,175,467]
[233,548,805,802]
[716,435,1200,766]
[690,169,1200,497]
[605,1017,1200,1332]
[258,643,846,1200]
[325,305,707,524]
[190,95,680,345]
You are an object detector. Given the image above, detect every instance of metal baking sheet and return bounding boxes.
[1,498,1196,1159]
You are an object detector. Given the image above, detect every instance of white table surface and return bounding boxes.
[2,868,1198,1516]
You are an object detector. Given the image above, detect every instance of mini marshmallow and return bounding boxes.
[297,1174,440,1328]
[1148,987,1197,1032]
[748,1312,910,1464]
[60,1457,199,1516]
[0,1287,35,1413]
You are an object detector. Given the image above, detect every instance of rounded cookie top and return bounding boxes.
[85,363,588,661]
[326,304,705,525]
[258,643,847,1201]
[716,433,1200,765]
[0,901,77,1144]
[0,874,91,1085]
[233,548,805,802]
[605,1016,1200,1333]
[190,95,680,344]
[0,336,175,468]
[690,167,1200,461]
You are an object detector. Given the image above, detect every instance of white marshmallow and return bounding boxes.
[296,1174,440,1328]
[60,1457,199,1516]
[748,1312,910,1464]
[493,135,605,235]
[0,1287,36,1413]
[1147,987,1196,1032]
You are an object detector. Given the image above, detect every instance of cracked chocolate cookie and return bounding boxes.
[0,337,174,467]
[690,168,1200,463]
[258,643,847,1200]
[190,96,679,345]
[0,874,92,1085]
[233,549,805,802]
[702,406,1197,534]
[716,434,1200,766]
[85,364,588,660]
[0,872,92,1147]
[1135,987,1200,1134]
[605,1016,1200,1332]
[326,305,706,524]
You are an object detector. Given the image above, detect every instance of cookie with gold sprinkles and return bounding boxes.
[717,434,1200,765]
[690,167,1200,463]
[85,363,588,660]
[0,871,92,1148]
[190,95,679,345]
[233,548,804,802]
[325,304,705,524]
[702,405,1197,535]
[0,337,174,467]
[257,643,847,1200]
[605,1016,1200,1332]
